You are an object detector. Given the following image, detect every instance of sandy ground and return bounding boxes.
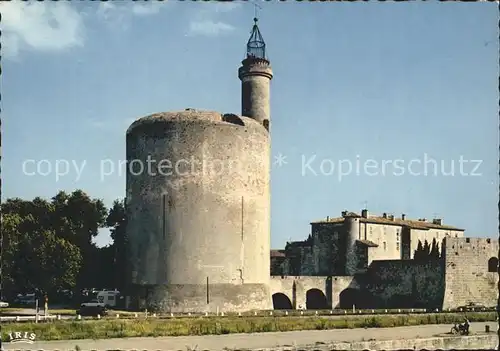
[2,321,494,351]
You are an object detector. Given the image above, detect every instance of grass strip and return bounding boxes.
[0,312,496,341]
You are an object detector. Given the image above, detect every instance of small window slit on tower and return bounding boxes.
[162,194,166,239]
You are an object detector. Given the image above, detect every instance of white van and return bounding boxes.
[96,290,120,308]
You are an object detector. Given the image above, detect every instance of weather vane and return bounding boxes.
[248,0,262,21]
[254,2,261,19]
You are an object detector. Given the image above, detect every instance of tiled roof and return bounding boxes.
[357,239,378,247]
[270,250,285,258]
[311,212,464,231]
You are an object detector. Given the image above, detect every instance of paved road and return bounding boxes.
[2,322,495,351]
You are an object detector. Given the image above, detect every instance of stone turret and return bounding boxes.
[238,18,273,132]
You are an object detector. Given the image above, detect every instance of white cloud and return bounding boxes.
[1,1,84,58]
[96,2,128,29]
[96,1,167,30]
[188,21,235,37]
[86,117,136,132]
[131,2,163,16]
[187,2,241,37]
[95,2,117,21]
[212,2,243,13]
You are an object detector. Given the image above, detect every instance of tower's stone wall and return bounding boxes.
[239,58,273,130]
[345,217,360,275]
[126,110,271,312]
[442,237,498,310]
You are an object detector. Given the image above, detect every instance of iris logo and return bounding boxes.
[7,331,36,344]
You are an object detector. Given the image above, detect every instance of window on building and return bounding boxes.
[396,242,400,251]
[488,257,498,272]
[263,119,269,131]
[383,242,387,250]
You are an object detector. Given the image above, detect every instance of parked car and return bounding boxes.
[80,299,105,308]
[0,301,9,308]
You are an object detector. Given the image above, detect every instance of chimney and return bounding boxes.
[388,214,394,221]
[382,213,387,219]
[401,214,406,221]
[433,218,442,225]
[419,218,427,222]
[361,209,369,218]
[341,210,347,217]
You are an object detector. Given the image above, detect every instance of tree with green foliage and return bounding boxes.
[49,190,107,290]
[2,209,82,297]
[1,190,107,299]
[414,240,424,261]
[106,199,128,291]
[413,238,441,262]
[422,240,431,257]
[429,238,440,260]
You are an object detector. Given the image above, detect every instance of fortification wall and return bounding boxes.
[311,224,344,275]
[269,276,331,309]
[331,276,359,308]
[282,246,314,276]
[442,237,498,310]
[269,275,364,310]
[366,259,444,309]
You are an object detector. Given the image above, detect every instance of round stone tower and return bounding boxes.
[238,18,273,132]
[124,19,273,313]
[344,216,360,276]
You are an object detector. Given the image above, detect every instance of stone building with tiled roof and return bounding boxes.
[269,209,497,311]
[273,209,464,276]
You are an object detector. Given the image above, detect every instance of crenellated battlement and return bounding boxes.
[238,62,273,80]
[444,236,498,252]
[242,57,270,67]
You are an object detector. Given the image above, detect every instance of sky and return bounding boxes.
[2,1,498,249]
